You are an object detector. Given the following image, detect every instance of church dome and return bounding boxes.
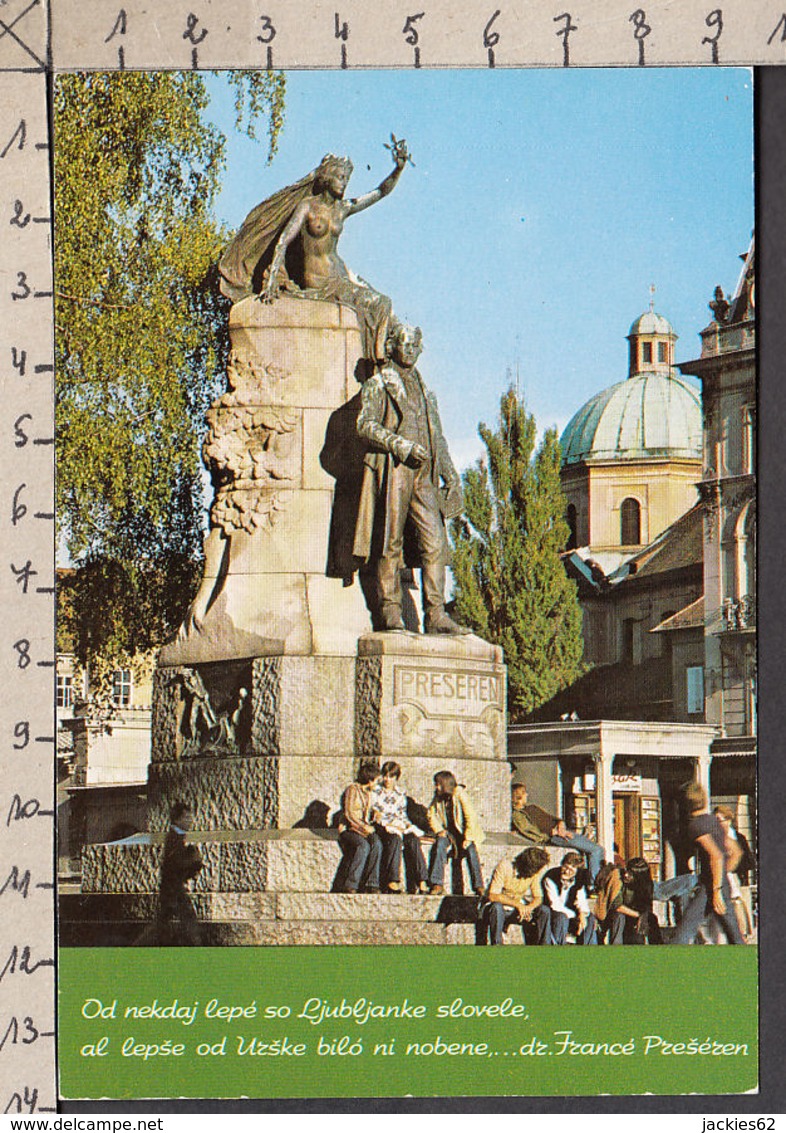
[561,304,701,466]
[628,310,675,337]
[560,370,702,465]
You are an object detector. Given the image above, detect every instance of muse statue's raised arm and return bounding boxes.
[218,141,410,364]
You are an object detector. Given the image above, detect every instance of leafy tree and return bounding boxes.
[54,72,285,674]
[450,386,585,718]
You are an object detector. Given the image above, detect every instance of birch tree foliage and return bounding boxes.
[54,71,285,668]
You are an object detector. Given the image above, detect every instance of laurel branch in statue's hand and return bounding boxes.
[385,133,415,169]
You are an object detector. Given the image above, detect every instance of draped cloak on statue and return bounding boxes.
[320,365,464,585]
[218,160,392,362]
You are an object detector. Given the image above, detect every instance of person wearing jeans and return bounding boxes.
[542,852,598,945]
[511,782,606,886]
[480,847,551,945]
[337,761,383,893]
[671,782,746,946]
[652,871,699,925]
[369,761,429,893]
[426,770,484,895]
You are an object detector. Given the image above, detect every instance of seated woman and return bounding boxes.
[426,771,484,897]
[369,761,429,893]
[594,862,624,944]
[218,139,410,364]
[597,858,659,944]
[336,761,383,893]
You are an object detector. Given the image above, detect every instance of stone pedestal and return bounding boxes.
[73,624,519,942]
[159,295,372,667]
[147,632,508,835]
[71,296,518,945]
[354,632,508,831]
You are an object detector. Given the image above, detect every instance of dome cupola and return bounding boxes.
[626,287,678,377]
[560,301,701,467]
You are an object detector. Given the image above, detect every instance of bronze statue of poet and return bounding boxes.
[327,321,469,636]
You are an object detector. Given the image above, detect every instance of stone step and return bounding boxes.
[58,891,500,947]
[61,891,480,924]
[80,832,568,896]
[59,918,489,947]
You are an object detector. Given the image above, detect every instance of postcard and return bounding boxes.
[48,63,759,1103]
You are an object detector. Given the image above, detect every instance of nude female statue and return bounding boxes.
[174,140,411,643]
[218,137,411,362]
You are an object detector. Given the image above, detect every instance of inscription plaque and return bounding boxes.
[393,664,504,722]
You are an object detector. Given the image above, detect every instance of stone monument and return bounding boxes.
[74,140,519,945]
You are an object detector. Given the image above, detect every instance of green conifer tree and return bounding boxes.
[451,386,585,718]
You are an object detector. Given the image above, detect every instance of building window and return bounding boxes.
[566,504,578,550]
[734,503,756,620]
[642,342,652,364]
[620,497,641,545]
[658,341,668,364]
[686,666,704,714]
[659,612,676,659]
[742,405,755,474]
[622,618,636,662]
[57,675,73,709]
[112,669,132,707]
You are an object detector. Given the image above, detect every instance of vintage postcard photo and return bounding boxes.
[54,66,757,1100]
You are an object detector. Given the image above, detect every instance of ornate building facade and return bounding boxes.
[512,253,757,889]
[679,237,756,800]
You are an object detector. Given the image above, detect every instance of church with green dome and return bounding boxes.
[560,305,702,570]
[511,247,756,888]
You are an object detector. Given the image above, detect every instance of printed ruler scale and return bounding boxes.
[0,0,780,1114]
[50,0,786,70]
[0,0,57,1117]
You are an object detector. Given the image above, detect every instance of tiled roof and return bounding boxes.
[650,596,705,633]
[622,503,704,579]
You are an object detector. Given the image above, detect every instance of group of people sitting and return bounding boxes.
[482,846,660,946]
[335,762,753,947]
[335,762,484,897]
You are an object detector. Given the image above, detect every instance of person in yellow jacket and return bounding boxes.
[426,770,484,896]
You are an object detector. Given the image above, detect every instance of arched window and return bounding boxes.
[566,504,578,550]
[620,498,641,545]
[735,503,756,612]
[742,405,755,475]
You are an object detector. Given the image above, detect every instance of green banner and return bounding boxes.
[59,947,758,1100]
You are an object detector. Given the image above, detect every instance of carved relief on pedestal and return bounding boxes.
[394,702,502,759]
[204,403,300,486]
[223,350,292,405]
[203,394,300,536]
[155,662,253,760]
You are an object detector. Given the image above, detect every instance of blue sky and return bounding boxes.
[207,68,753,472]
